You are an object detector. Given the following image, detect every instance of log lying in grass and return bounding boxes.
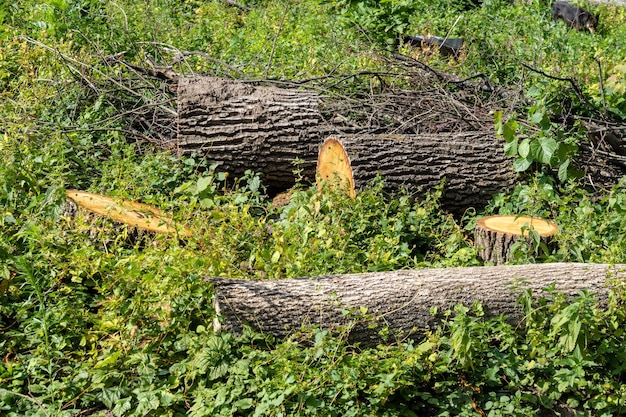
[210,263,626,346]
[316,135,518,214]
[66,190,191,237]
[474,215,558,265]
[175,77,520,213]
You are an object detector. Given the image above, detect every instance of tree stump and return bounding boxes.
[474,215,558,265]
[316,135,518,214]
[210,263,625,346]
[65,190,191,237]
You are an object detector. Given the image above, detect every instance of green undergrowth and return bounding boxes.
[4,131,626,415]
[3,0,626,415]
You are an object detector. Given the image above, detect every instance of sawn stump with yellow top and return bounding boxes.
[474,215,558,265]
[66,190,191,238]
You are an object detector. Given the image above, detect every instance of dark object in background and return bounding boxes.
[403,35,465,58]
[551,1,598,33]
[461,0,482,10]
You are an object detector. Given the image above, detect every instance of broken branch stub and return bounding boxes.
[66,190,192,237]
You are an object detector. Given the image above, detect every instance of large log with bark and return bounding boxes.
[317,135,518,213]
[210,263,626,346]
[176,77,327,191]
[176,77,520,212]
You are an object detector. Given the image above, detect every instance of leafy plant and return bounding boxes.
[3,0,626,416]
[494,86,582,182]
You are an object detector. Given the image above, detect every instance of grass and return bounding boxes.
[1,0,626,415]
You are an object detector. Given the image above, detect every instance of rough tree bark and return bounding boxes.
[210,263,626,346]
[175,77,520,212]
[317,134,518,214]
[176,77,328,192]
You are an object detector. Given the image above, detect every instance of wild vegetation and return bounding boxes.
[2,0,626,415]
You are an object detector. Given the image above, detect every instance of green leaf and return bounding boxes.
[101,387,121,409]
[529,105,545,124]
[561,313,581,352]
[502,121,518,143]
[196,176,213,193]
[504,138,518,157]
[558,159,570,182]
[518,138,531,159]
[527,85,543,99]
[530,138,557,164]
[112,398,132,417]
[249,175,261,193]
[494,110,503,134]
[234,194,248,204]
[414,340,435,355]
[513,157,532,172]
[235,398,254,410]
[94,351,121,369]
[136,392,160,415]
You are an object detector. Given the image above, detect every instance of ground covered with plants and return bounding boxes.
[2,0,626,416]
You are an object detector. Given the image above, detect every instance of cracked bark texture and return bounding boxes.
[175,77,520,212]
[176,77,326,191]
[210,263,626,346]
[327,133,518,214]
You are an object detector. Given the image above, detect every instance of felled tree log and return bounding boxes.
[175,77,520,213]
[474,215,558,265]
[317,135,518,214]
[210,263,626,346]
[175,77,328,192]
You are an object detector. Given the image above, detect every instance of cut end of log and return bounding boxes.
[474,215,558,265]
[316,137,355,198]
[477,215,558,237]
[66,190,192,237]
